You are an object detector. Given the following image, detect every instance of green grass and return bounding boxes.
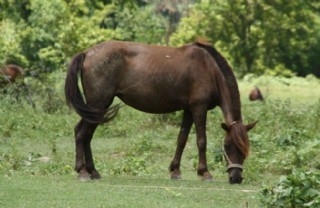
[0,75,320,207]
[0,174,260,208]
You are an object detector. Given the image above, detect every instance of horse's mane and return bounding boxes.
[194,40,242,121]
[232,123,249,158]
[194,40,249,158]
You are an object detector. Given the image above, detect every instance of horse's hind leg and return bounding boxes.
[169,110,193,179]
[74,119,99,180]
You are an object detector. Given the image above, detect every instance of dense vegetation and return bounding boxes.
[1,0,320,77]
[1,0,320,207]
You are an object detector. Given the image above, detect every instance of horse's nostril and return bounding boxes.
[228,168,243,184]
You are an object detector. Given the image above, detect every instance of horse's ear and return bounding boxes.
[221,123,230,132]
[246,120,258,131]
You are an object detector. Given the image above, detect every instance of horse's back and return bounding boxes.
[80,40,221,113]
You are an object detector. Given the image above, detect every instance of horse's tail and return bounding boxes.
[65,52,119,124]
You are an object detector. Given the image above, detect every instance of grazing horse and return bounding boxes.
[249,87,264,101]
[65,40,257,184]
[0,64,24,86]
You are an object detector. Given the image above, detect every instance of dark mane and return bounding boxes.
[233,123,250,158]
[194,41,249,157]
[194,41,242,121]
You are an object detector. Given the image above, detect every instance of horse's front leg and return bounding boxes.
[74,119,99,180]
[169,110,193,179]
[191,105,213,181]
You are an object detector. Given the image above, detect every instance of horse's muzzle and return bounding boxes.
[228,168,243,184]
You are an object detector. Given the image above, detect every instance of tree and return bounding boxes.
[155,0,190,45]
[170,0,320,77]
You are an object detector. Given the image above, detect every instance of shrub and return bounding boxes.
[261,169,320,208]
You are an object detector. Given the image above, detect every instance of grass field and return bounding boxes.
[1,173,260,208]
[0,75,319,207]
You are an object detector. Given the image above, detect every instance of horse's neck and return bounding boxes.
[218,86,242,124]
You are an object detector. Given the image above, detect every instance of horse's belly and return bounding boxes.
[117,93,185,114]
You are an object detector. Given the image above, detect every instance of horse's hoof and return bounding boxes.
[171,174,182,180]
[78,170,91,181]
[78,174,91,181]
[201,172,213,182]
[202,176,213,182]
[90,172,101,180]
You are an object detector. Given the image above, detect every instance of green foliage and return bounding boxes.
[170,0,320,77]
[0,19,28,66]
[0,0,169,71]
[261,170,320,208]
[264,64,296,78]
[0,143,23,176]
[243,98,320,180]
[1,0,320,77]
[169,0,212,46]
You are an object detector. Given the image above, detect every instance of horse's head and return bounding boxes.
[249,87,264,101]
[2,64,24,83]
[221,121,257,184]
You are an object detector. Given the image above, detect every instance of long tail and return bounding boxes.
[64,53,119,124]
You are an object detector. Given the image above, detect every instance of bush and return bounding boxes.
[261,169,320,207]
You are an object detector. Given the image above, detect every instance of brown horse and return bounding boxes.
[0,64,24,86]
[0,64,35,107]
[65,40,257,184]
[249,87,264,101]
